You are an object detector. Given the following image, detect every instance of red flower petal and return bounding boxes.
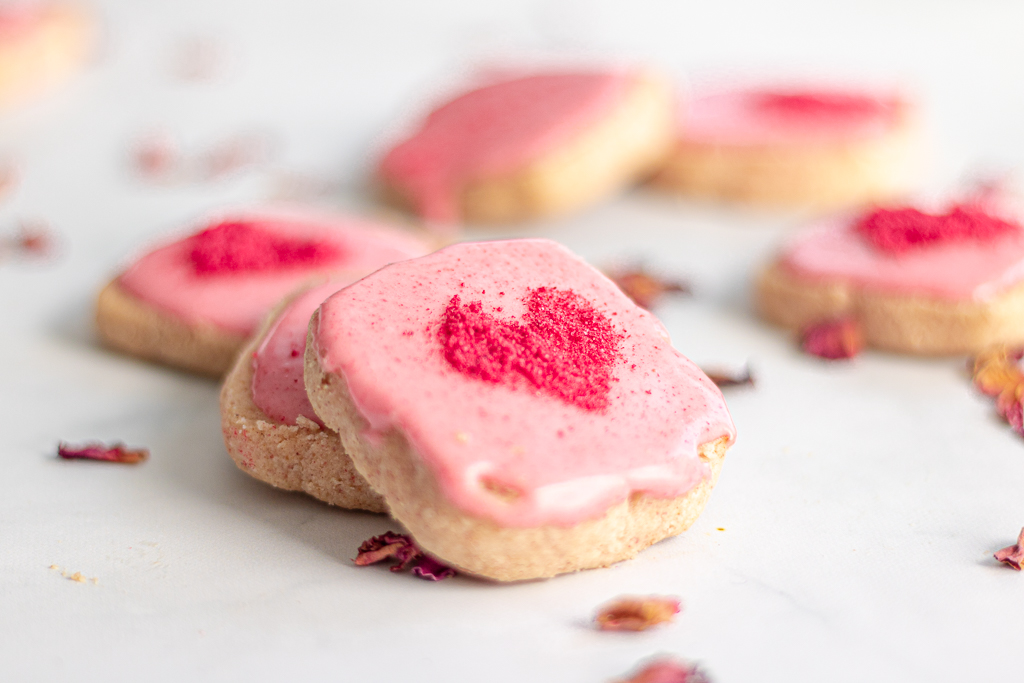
[57,442,148,464]
[800,317,863,360]
[607,268,690,310]
[994,527,1024,571]
[595,596,681,632]
[354,532,456,581]
[615,657,712,683]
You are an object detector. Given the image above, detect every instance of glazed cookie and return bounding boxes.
[0,3,93,108]
[756,200,1024,354]
[305,239,736,581]
[653,86,919,208]
[97,210,430,376]
[378,69,674,224]
[221,279,386,511]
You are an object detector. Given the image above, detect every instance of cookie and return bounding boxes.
[378,69,674,224]
[220,278,386,511]
[304,239,736,581]
[96,209,431,376]
[0,3,93,108]
[756,201,1024,354]
[653,86,919,208]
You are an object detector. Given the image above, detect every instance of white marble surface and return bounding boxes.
[2,1,1024,681]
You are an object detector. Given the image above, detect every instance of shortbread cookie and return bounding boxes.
[305,239,736,581]
[221,278,386,511]
[97,210,430,376]
[654,86,919,208]
[756,201,1024,354]
[0,3,93,108]
[378,70,674,224]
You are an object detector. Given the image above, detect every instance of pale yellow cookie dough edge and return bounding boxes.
[219,300,386,512]
[304,309,730,582]
[652,118,921,209]
[95,279,247,377]
[756,262,1024,355]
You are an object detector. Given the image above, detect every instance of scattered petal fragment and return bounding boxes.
[994,527,1024,570]
[355,531,455,581]
[800,317,863,360]
[607,267,690,310]
[701,365,755,388]
[970,346,1024,438]
[971,346,1024,397]
[595,595,681,632]
[615,656,712,683]
[58,442,148,464]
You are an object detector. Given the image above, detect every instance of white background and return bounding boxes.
[2,1,1023,681]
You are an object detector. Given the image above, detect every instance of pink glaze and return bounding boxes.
[118,211,430,336]
[251,279,352,426]
[379,71,634,222]
[680,87,905,147]
[0,4,42,39]
[781,210,1024,301]
[313,239,736,528]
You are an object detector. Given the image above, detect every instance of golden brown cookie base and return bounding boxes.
[382,73,675,224]
[95,279,247,377]
[305,310,730,581]
[652,125,919,209]
[220,322,386,512]
[756,262,1024,355]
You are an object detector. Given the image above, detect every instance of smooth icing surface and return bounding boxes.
[314,239,736,527]
[0,4,42,39]
[119,211,430,336]
[780,211,1024,301]
[252,279,352,426]
[379,71,634,222]
[680,87,905,146]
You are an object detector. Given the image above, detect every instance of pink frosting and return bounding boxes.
[681,87,905,146]
[251,279,353,426]
[0,4,42,39]
[118,211,430,336]
[780,213,1024,301]
[313,239,736,528]
[379,71,634,222]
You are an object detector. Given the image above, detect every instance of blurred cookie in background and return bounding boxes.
[653,84,922,209]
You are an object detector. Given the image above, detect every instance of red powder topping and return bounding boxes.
[755,92,886,119]
[438,287,623,411]
[856,204,1020,254]
[187,221,343,275]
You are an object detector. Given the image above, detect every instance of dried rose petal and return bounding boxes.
[800,316,863,360]
[172,36,224,82]
[354,531,456,581]
[57,442,148,464]
[595,595,681,632]
[971,346,1024,397]
[607,267,690,310]
[994,527,1024,570]
[132,131,180,181]
[201,132,274,180]
[15,220,54,257]
[702,366,754,388]
[0,163,18,201]
[615,657,711,683]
